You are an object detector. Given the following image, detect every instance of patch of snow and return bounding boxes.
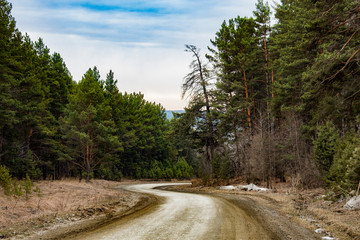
[343,195,360,209]
[321,237,335,240]
[237,183,268,192]
[307,218,317,223]
[315,228,324,234]
[316,195,326,200]
[219,185,236,190]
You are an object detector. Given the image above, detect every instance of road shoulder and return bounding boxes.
[0,180,156,240]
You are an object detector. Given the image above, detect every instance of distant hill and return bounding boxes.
[165,110,185,120]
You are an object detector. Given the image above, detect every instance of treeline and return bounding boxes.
[0,0,193,182]
[176,0,360,192]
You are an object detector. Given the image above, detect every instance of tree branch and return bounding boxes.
[322,47,360,84]
[331,28,359,62]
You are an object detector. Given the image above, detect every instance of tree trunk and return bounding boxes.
[229,92,241,175]
[263,25,270,99]
[232,118,241,174]
[242,67,252,134]
[196,51,214,176]
[263,25,271,133]
[86,162,91,183]
[86,128,91,183]
[0,128,3,163]
[271,68,275,98]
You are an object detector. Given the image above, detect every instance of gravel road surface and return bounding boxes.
[70,183,316,240]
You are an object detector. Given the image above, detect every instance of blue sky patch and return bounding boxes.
[77,3,168,14]
[46,1,175,15]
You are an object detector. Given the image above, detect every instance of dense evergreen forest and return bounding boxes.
[1,0,360,195]
[0,0,193,182]
[176,0,360,193]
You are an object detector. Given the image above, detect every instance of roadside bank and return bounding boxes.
[0,179,155,239]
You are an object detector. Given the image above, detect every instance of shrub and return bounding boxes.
[0,166,37,199]
[97,164,123,180]
[212,151,234,180]
[328,132,360,194]
[165,168,174,179]
[11,178,24,199]
[174,157,194,179]
[23,174,34,200]
[0,165,12,195]
[312,122,339,178]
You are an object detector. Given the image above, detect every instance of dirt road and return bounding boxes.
[69,183,316,240]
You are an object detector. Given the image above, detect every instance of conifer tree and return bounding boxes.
[60,68,121,182]
[182,45,215,176]
[207,17,257,175]
[0,0,17,163]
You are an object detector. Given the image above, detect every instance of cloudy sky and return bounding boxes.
[11,0,273,110]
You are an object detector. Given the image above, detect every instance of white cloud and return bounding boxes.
[10,0,265,109]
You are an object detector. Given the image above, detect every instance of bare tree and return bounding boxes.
[182,45,215,176]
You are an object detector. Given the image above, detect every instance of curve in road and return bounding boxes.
[70,183,315,240]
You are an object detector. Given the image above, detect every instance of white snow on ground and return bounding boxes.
[219,185,236,190]
[315,228,324,234]
[321,237,335,240]
[218,184,268,192]
[343,195,360,209]
[237,183,268,192]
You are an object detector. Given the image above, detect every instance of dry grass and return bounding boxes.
[187,180,360,240]
[0,179,140,238]
[2,178,359,239]
[244,183,360,239]
[305,201,360,239]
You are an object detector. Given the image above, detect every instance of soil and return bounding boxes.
[169,181,360,240]
[70,183,315,240]
[0,179,155,239]
[1,179,359,239]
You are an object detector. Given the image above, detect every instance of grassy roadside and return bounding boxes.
[171,181,360,240]
[0,179,151,239]
[1,179,358,239]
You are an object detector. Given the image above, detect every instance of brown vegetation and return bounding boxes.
[185,180,360,240]
[0,179,146,239]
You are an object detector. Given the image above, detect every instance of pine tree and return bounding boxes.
[207,17,257,175]
[300,0,360,132]
[60,68,121,182]
[182,45,216,176]
[105,69,117,94]
[253,0,272,123]
[0,0,17,163]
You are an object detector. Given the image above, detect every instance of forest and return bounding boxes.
[1,0,360,196]
[0,0,193,183]
[175,0,360,194]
